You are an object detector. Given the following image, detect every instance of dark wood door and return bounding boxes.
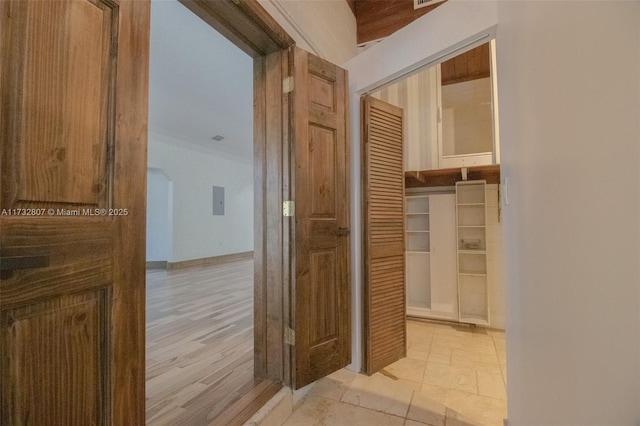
[0,0,149,424]
[291,47,350,389]
[361,95,406,375]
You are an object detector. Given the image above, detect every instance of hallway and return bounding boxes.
[144,259,507,425]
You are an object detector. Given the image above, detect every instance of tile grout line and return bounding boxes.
[491,332,508,391]
[375,322,507,424]
[322,393,408,422]
[404,390,415,421]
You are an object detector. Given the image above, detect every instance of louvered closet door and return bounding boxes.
[362,95,406,375]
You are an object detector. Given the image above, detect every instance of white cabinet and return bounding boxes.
[371,40,500,172]
[456,181,490,325]
[438,76,496,169]
[406,193,457,320]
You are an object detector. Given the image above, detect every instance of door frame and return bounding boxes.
[176,0,295,385]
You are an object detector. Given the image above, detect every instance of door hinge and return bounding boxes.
[437,106,442,123]
[283,76,294,94]
[283,200,295,217]
[285,327,295,346]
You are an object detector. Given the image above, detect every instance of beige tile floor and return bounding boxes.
[284,319,507,426]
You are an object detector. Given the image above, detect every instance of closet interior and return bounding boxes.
[371,40,505,330]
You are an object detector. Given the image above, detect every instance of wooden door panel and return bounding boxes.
[309,76,335,110]
[309,249,338,344]
[0,0,148,423]
[1,289,110,425]
[362,96,406,375]
[1,0,115,209]
[309,125,337,218]
[293,47,350,389]
[0,218,114,308]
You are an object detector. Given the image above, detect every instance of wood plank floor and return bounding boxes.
[146,259,259,425]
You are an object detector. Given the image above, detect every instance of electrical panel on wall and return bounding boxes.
[213,186,224,215]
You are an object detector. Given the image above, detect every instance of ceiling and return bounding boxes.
[148,0,253,161]
[148,0,443,162]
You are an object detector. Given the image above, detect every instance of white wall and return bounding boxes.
[146,168,173,261]
[258,0,356,65]
[496,1,640,424]
[345,0,640,423]
[147,133,254,263]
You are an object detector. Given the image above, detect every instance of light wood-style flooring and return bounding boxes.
[145,259,258,425]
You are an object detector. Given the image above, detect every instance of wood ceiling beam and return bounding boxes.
[441,43,490,86]
[355,0,446,45]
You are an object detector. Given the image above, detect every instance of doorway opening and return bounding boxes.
[144,2,261,423]
[362,40,507,425]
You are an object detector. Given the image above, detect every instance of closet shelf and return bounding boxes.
[459,316,490,326]
[405,164,500,188]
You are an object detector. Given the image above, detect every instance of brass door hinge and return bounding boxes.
[285,327,295,346]
[283,76,294,94]
[283,200,295,217]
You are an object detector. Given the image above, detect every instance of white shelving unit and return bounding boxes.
[406,193,458,321]
[456,181,490,325]
[405,195,431,311]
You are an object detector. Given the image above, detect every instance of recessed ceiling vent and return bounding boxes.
[414,0,446,10]
[211,135,224,141]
